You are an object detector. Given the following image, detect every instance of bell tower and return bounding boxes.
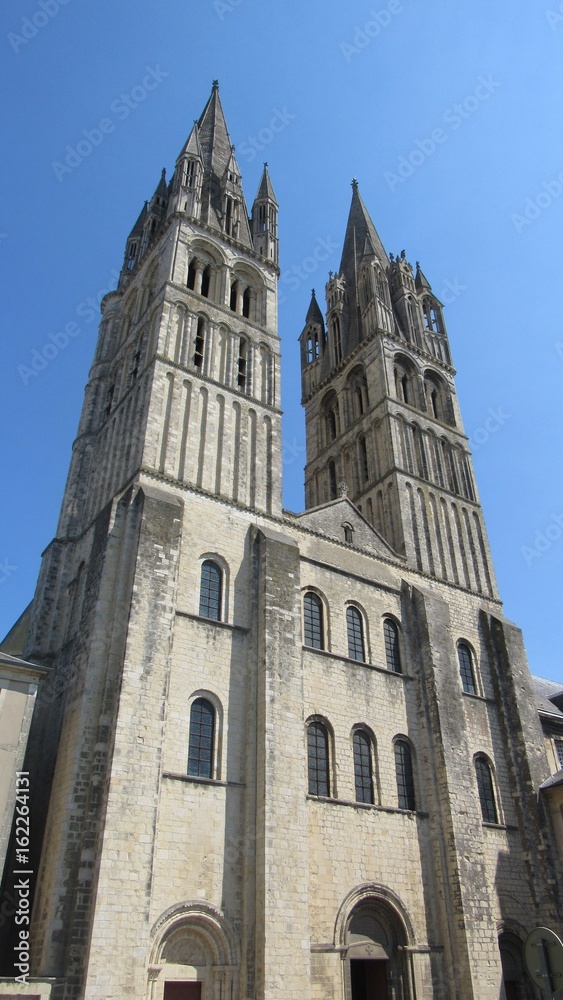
[300,180,497,597]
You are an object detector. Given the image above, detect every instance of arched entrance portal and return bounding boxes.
[342,895,412,1000]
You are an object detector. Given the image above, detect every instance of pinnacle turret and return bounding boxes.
[251,162,279,263]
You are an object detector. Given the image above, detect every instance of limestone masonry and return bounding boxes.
[1,82,562,1000]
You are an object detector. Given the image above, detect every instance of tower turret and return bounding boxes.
[251,162,279,264]
[299,289,325,400]
[301,182,496,597]
[170,120,204,218]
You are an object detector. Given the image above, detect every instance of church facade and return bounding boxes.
[0,82,561,1000]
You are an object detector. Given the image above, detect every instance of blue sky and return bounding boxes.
[1,0,562,683]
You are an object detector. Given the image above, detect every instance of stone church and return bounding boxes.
[0,81,562,1000]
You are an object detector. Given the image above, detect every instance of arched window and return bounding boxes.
[193,317,205,371]
[358,435,369,482]
[328,460,337,500]
[394,739,415,810]
[331,316,342,365]
[199,560,222,620]
[303,592,324,649]
[383,619,402,673]
[237,337,247,392]
[353,730,374,804]
[187,697,215,778]
[346,607,365,662]
[458,642,477,695]
[475,755,498,824]
[242,286,251,318]
[307,720,330,796]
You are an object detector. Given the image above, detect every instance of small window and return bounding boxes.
[187,697,215,778]
[353,730,374,804]
[187,258,197,290]
[555,740,563,770]
[307,721,330,796]
[343,522,354,544]
[199,560,222,620]
[458,642,476,695]
[303,592,324,649]
[193,317,205,371]
[394,739,415,810]
[383,619,402,673]
[237,337,247,392]
[346,607,365,662]
[475,756,498,824]
[328,460,337,501]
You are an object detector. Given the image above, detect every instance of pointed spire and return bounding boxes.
[127,201,148,239]
[306,289,324,326]
[151,168,168,203]
[415,261,432,291]
[255,163,278,205]
[197,79,234,177]
[178,120,204,162]
[339,180,388,282]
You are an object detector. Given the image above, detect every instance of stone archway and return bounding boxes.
[147,902,239,1000]
[335,885,415,1000]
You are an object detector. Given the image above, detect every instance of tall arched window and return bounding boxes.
[458,642,477,695]
[187,697,215,778]
[328,460,337,500]
[346,607,365,662]
[303,592,324,649]
[199,560,222,620]
[475,755,498,824]
[383,619,402,673]
[307,720,330,796]
[237,337,247,392]
[394,739,415,810]
[353,730,374,804]
[193,317,205,371]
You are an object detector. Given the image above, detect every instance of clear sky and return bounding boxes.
[1,0,562,683]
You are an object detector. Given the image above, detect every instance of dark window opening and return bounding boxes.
[303,592,323,649]
[237,338,247,391]
[475,756,498,824]
[242,287,251,318]
[353,730,374,804]
[193,318,205,371]
[347,607,365,662]
[383,619,401,673]
[395,739,415,810]
[458,643,476,695]
[199,559,222,620]
[230,282,237,311]
[307,721,330,796]
[201,266,210,299]
[187,698,215,779]
[187,259,197,290]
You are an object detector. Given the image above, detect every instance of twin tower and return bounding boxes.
[1,81,558,1000]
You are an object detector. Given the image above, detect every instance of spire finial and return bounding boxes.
[212,79,219,91]
[311,288,316,298]
[351,177,358,191]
